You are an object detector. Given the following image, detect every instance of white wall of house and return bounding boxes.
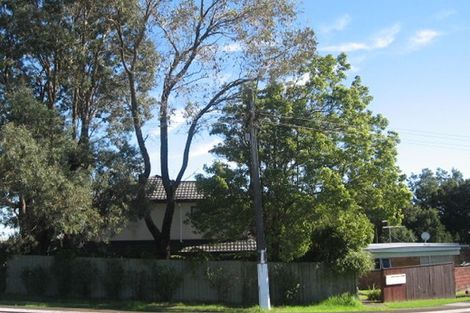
[112,201,203,241]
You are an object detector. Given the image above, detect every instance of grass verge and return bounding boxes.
[0,294,469,313]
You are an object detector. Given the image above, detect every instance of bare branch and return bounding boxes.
[175,78,252,184]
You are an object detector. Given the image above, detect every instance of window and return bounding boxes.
[190,206,199,218]
[374,258,381,270]
[381,258,391,269]
[374,258,392,270]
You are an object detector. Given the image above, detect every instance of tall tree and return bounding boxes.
[0,1,141,252]
[0,89,95,252]
[110,0,316,258]
[408,168,466,242]
[402,206,452,243]
[192,54,409,269]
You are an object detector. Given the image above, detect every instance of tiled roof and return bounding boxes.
[147,175,204,201]
[180,239,257,253]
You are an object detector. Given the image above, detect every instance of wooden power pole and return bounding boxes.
[247,85,271,309]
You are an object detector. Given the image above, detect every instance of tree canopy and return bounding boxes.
[0,0,143,253]
[192,54,410,270]
[407,168,469,243]
[0,0,316,257]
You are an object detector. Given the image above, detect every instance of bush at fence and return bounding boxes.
[205,266,236,303]
[271,264,302,305]
[152,265,182,302]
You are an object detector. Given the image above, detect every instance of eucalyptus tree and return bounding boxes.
[110,0,316,258]
[0,1,141,252]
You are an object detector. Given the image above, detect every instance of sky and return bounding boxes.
[300,0,470,178]
[144,0,470,181]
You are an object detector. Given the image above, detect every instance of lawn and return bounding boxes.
[0,294,470,313]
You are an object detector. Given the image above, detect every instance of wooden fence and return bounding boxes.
[4,255,356,304]
[382,263,455,302]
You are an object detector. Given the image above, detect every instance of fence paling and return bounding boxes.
[5,255,355,304]
[381,263,455,302]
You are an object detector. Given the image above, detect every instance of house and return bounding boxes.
[110,175,255,256]
[110,176,205,255]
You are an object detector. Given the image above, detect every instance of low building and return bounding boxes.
[360,242,463,289]
[366,242,463,269]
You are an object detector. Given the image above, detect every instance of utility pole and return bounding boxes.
[247,85,271,309]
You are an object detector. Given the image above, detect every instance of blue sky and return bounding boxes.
[145,0,470,181]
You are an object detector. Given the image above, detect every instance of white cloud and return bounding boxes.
[221,42,243,53]
[434,9,457,21]
[322,42,368,53]
[149,108,187,137]
[409,29,441,49]
[190,139,221,158]
[320,14,352,33]
[372,24,401,48]
[321,24,400,53]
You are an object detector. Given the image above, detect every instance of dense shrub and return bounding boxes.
[333,250,374,276]
[103,259,126,299]
[321,293,362,307]
[367,285,382,301]
[205,266,235,303]
[20,266,49,296]
[271,264,301,305]
[152,265,182,302]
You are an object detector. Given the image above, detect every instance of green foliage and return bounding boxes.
[20,266,49,297]
[321,293,362,307]
[403,206,452,242]
[193,54,409,265]
[152,265,182,302]
[333,250,374,276]
[271,264,301,305]
[0,89,100,252]
[103,259,126,300]
[0,0,141,253]
[407,168,466,242]
[367,285,382,301]
[72,259,98,298]
[379,225,417,243]
[205,266,236,303]
[309,209,373,274]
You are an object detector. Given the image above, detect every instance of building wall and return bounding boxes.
[391,257,420,268]
[112,202,203,241]
[420,255,455,265]
[359,255,457,290]
[455,266,470,292]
